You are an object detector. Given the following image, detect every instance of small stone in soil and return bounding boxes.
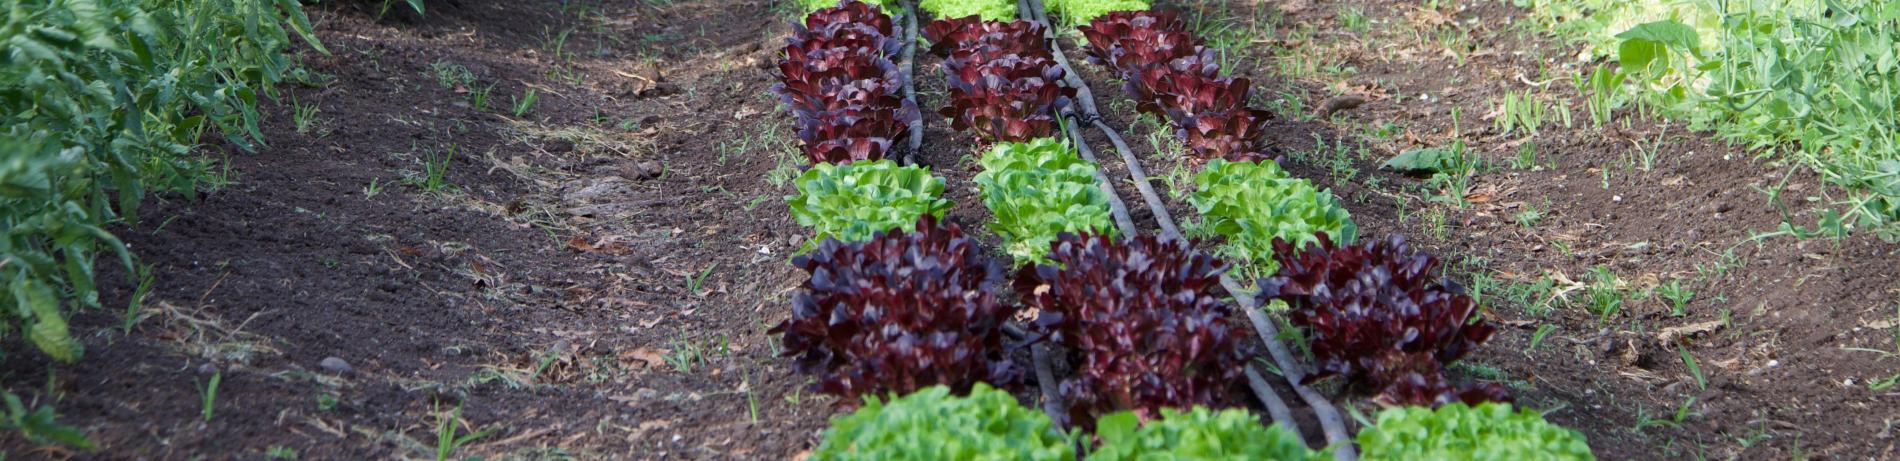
[626,161,663,181]
[319,356,353,374]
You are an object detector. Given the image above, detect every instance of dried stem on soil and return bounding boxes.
[1021,0,1354,457]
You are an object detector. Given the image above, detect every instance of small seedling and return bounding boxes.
[364,178,385,199]
[1513,208,1544,230]
[1527,324,1557,352]
[1679,344,1706,390]
[414,145,457,193]
[434,402,496,461]
[1588,266,1624,323]
[121,264,155,334]
[291,97,321,134]
[200,370,222,422]
[469,83,496,112]
[666,334,705,373]
[1656,279,1694,316]
[513,89,539,117]
[267,446,299,460]
[686,263,718,296]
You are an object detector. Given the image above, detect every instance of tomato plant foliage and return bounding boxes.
[3,0,323,364]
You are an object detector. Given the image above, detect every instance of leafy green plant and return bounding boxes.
[378,0,425,18]
[799,0,900,14]
[434,402,496,461]
[787,160,952,247]
[813,384,1074,460]
[1089,407,1323,460]
[1358,402,1594,461]
[3,0,323,365]
[411,145,457,193]
[200,370,222,421]
[1,389,92,450]
[1190,159,1356,275]
[1494,89,1548,136]
[1523,0,1900,240]
[512,89,538,117]
[919,0,1016,21]
[1383,142,1482,206]
[1043,0,1148,27]
[974,139,1117,265]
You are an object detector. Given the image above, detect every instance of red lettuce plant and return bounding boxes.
[1255,233,1509,407]
[928,18,1072,143]
[923,17,1046,58]
[801,0,895,38]
[1171,108,1272,164]
[774,48,905,115]
[1077,11,1187,66]
[771,216,1020,404]
[940,55,1073,142]
[1015,233,1250,428]
[1079,10,1280,166]
[1156,74,1255,117]
[772,1,919,163]
[797,104,922,164]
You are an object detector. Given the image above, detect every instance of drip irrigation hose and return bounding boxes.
[899,1,923,163]
[1020,1,1356,458]
[1058,111,1141,237]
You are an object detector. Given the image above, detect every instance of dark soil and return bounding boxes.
[1,0,1894,459]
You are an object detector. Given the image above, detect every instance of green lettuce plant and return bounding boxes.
[919,0,1017,21]
[1358,403,1594,461]
[814,384,1075,461]
[799,0,903,14]
[1088,407,1323,460]
[1189,159,1356,275]
[788,160,952,248]
[1043,0,1149,27]
[974,139,1117,265]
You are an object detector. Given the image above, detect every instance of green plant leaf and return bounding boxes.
[1381,147,1457,174]
[787,160,952,248]
[1359,403,1593,461]
[975,139,1117,265]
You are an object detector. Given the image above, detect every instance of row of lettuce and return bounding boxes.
[773,1,1591,459]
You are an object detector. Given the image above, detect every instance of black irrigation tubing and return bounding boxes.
[1021,1,1356,458]
[899,1,923,162]
[1058,114,1141,237]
